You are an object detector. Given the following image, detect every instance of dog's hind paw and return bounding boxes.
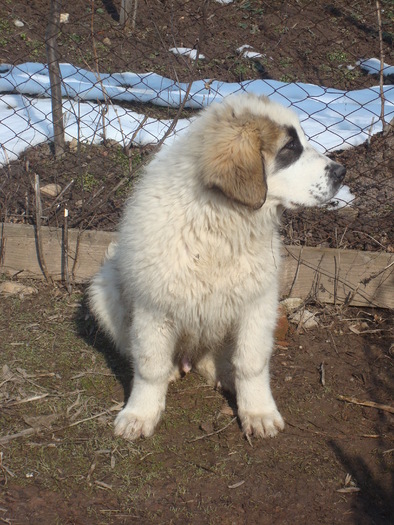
[240,409,285,439]
[114,408,161,440]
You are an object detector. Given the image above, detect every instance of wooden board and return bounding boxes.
[1,222,393,308]
[0,223,115,282]
[281,245,393,309]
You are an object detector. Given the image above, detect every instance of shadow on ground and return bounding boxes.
[76,286,132,404]
[330,339,394,525]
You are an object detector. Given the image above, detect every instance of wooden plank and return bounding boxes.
[0,223,115,282]
[1,223,393,308]
[281,246,393,309]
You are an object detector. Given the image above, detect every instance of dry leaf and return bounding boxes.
[228,480,245,489]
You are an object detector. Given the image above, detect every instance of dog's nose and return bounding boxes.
[330,163,346,183]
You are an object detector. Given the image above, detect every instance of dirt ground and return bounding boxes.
[0,282,393,525]
[1,0,393,88]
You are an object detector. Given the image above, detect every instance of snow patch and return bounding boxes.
[0,60,393,166]
[169,48,205,60]
[327,185,356,210]
[358,58,394,77]
[237,45,264,59]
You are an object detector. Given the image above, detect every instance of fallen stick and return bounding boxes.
[337,395,394,414]
[9,394,49,406]
[187,417,237,443]
[53,410,109,432]
[0,428,37,445]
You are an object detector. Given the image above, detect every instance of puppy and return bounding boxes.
[89,93,345,440]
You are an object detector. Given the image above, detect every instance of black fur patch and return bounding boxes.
[275,126,303,171]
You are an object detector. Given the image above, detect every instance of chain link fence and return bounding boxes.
[0,0,393,252]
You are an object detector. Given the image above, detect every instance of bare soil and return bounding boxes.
[0,282,393,525]
[1,0,393,89]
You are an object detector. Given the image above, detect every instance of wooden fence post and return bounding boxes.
[120,0,138,28]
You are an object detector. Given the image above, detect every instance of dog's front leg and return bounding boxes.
[234,296,284,439]
[114,309,175,440]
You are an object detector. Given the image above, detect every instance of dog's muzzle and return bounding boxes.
[328,162,346,184]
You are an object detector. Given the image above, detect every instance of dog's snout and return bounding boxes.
[330,163,346,183]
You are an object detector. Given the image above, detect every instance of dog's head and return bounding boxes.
[198,94,346,210]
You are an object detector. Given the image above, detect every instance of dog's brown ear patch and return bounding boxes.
[200,117,279,209]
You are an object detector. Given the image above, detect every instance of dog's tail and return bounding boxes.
[88,242,128,351]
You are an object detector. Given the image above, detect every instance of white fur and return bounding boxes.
[89,94,344,440]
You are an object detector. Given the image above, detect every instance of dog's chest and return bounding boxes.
[171,224,279,311]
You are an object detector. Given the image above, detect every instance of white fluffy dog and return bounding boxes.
[89,93,345,441]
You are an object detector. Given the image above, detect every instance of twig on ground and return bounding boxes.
[8,394,49,406]
[95,480,113,491]
[70,371,113,379]
[286,420,344,439]
[319,362,326,386]
[0,223,5,267]
[0,428,37,445]
[228,480,245,489]
[360,261,394,286]
[187,417,237,443]
[71,228,82,281]
[245,433,253,447]
[285,248,387,308]
[337,395,394,414]
[54,410,109,432]
[330,333,339,355]
[333,254,338,305]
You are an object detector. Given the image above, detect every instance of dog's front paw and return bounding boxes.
[114,408,162,440]
[239,409,285,439]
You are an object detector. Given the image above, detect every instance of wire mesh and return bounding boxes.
[0,0,393,251]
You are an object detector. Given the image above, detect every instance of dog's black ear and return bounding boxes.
[200,123,268,209]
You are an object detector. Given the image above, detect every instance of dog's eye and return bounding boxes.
[283,139,297,150]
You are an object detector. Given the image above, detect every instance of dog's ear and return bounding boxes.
[200,124,268,209]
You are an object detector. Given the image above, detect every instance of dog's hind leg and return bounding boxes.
[114,308,176,440]
[88,244,128,350]
[195,351,235,394]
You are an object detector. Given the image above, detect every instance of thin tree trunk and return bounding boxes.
[46,0,65,157]
[376,0,385,124]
